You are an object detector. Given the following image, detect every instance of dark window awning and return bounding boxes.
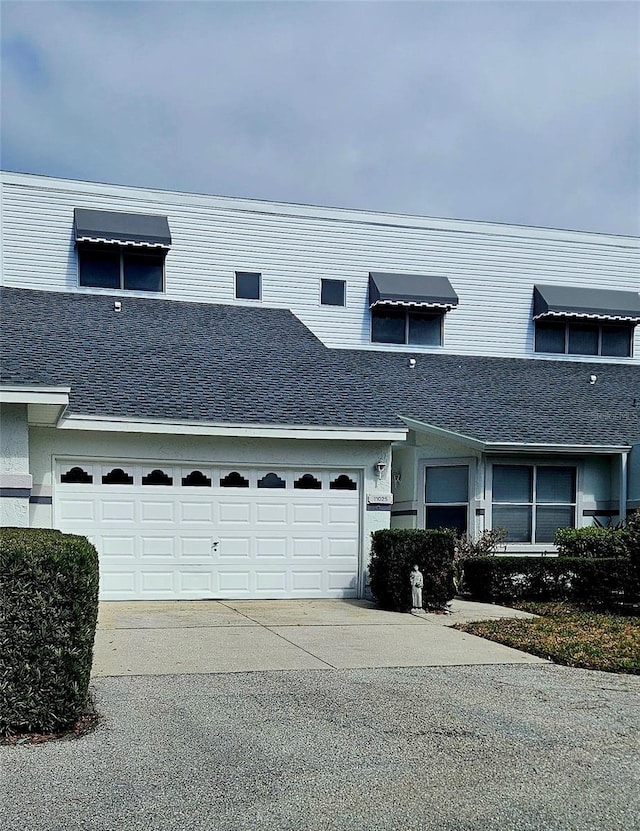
[74,209,172,248]
[368,272,458,310]
[533,284,640,323]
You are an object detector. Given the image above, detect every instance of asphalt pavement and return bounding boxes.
[2,664,639,831]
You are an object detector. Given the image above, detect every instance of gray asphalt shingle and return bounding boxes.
[1,287,638,446]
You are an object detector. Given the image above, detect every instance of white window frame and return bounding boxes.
[487,459,581,550]
[418,458,476,534]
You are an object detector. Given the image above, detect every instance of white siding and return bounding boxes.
[2,172,639,361]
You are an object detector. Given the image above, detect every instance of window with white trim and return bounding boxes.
[491,464,576,544]
[424,465,468,534]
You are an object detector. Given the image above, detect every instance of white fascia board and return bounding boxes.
[399,416,487,450]
[399,416,631,455]
[0,385,71,406]
[485,442,632,454]
[58,414,407,442]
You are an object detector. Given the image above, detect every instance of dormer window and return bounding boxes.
[368,272,458,346]
[532,285,639,358]
[75,209,171,293]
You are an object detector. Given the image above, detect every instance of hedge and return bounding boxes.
[368,529,455,612]
[462,556,639,607]
[0,527,100,736]
[554,527,629,558]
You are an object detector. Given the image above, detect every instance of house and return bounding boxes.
[1,170,639,600]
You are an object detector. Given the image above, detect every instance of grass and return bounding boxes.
[454,602,640,675]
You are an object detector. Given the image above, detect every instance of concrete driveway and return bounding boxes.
[93,598,544,676]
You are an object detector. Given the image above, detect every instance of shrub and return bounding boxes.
[0,527,100,736]
[554,526,628,558]
[368,529,455,612]
[627,512,640,571]
[462,556,639,607]
[453,528,507,593]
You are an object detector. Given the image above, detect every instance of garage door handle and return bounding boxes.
[212,541,219,550]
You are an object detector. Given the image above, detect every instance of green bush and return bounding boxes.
[0,527,99,736]
[627,512,640,572]
[462,556,639,607]
[368,529,455,612]
[554,527,629,558]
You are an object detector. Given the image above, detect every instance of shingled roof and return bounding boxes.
[2,287,639,446]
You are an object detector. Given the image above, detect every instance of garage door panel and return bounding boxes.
[101,571,136,595]
[255,537,287,557]
[101,536,136,557]
[180,502,213,523]
[140,536,175,557]
[291,537,323,558]
[256,502,288,523]
[219,502,251,523]
[219,571,251,592]
[55,461,361,600]
[180,537,215,558]
[218,537,251,558]
[292,503,324,524]
[141,501,175,523]
[255,571,287,592]
[59,499,95,522]
[101,500,135,522]
[140,571,175,593]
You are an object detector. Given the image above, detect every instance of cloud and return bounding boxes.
[1,0,638,234]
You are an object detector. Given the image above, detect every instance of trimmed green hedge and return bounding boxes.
[0,528,100,736]
[368,529,455,612]
[462,556,639,607]
[554,527,629,558]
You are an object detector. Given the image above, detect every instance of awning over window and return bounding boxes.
[368,273,458,310]
[74,209,171,248]
[533,284,640,323]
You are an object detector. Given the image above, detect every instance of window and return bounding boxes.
[424,465,468,534]
[78,243,165,292]
[535,320,633,357]
[492,465,576,544]
[321,279,345,306]
[371,309,442,346]
[235,271,261,300]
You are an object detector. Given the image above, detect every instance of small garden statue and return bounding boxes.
[410,564,424,610]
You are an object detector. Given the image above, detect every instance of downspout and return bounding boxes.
[620,450,628,523]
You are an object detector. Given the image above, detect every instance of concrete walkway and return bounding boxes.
[93,598,544,676]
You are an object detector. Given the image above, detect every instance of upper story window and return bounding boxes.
[235,271,261,300]
[368,272,458,347]
[321,279,345,306]
[535,320,633,357]
[533,285,640,358]
[75,208,171,293]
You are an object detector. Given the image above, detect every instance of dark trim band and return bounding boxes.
[0,488,31,498]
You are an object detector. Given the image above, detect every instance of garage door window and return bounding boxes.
[61,466,93,484]
[258,472,286,488]
[330,475,357,490]
[221,471,249,487]
[142,469,173,486]
[102,468,134,485]
[182,470,212,487]
[294,474,322,489]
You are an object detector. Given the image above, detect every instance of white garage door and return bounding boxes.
[54,460,361,600]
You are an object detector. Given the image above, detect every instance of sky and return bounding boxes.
[1,0,639,235]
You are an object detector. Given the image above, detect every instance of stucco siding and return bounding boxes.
[0,403,30,526]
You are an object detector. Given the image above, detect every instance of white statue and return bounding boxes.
[410,564,424,610]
